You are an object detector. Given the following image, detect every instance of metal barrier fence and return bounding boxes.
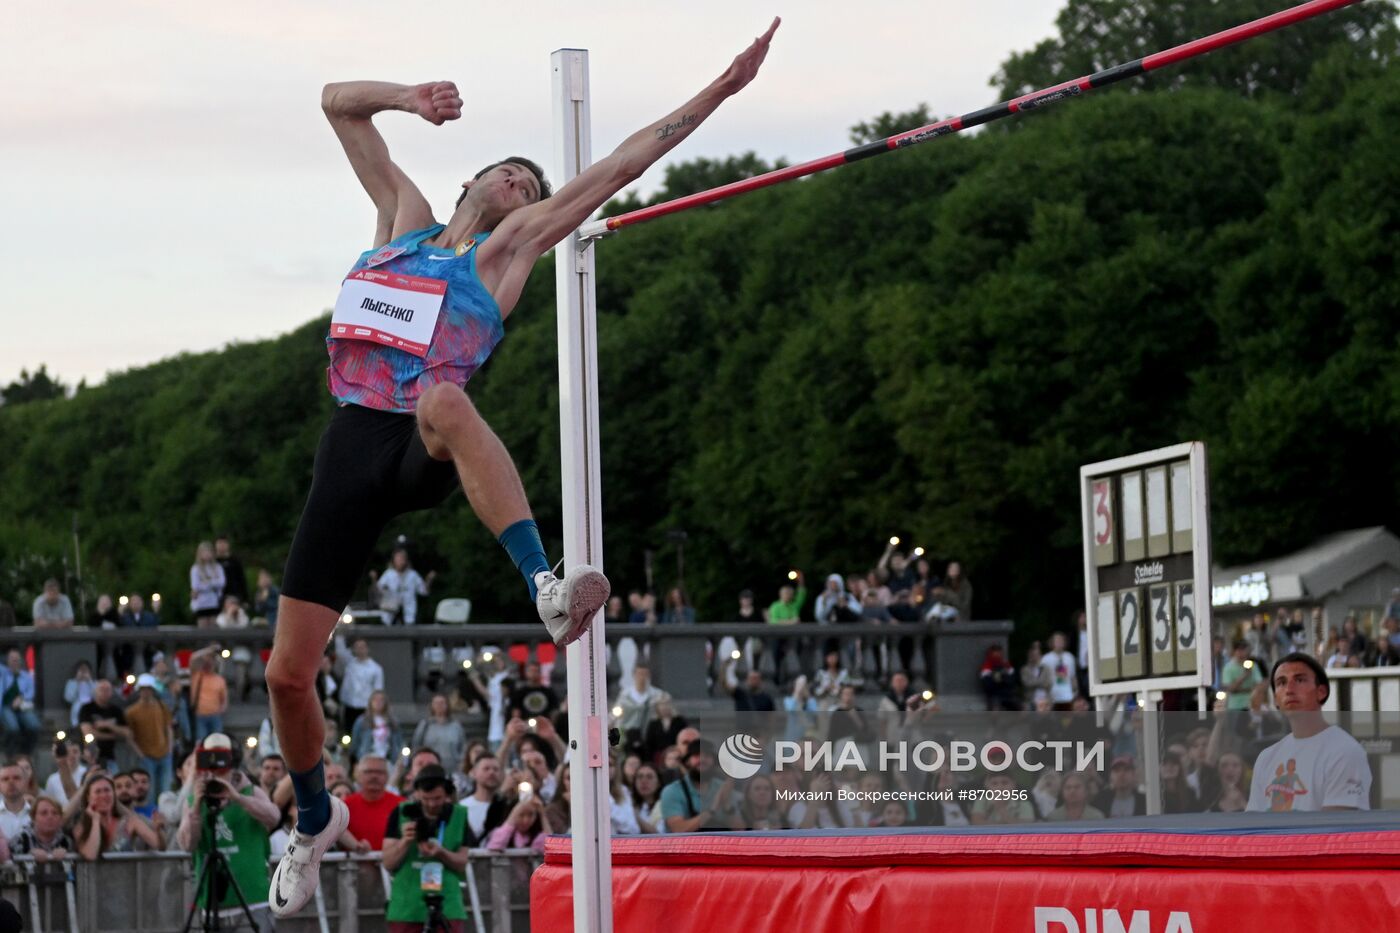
[10,619,1014,709]
[0,849,542,933]
[1324,666,1400,712]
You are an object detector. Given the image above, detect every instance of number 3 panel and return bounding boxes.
[1092,478,1116,566]
[1117,588,1144,679]
[1148,583,1175,675]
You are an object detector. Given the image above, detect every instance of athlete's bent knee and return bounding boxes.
[418,382,476,434]
[264,650,317,699]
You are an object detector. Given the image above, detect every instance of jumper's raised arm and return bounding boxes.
[478,18,780,303]
[321,80,463,247]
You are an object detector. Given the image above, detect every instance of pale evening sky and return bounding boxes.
[3,1,1064,389]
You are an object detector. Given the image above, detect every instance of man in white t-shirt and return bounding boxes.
[1041,632,1078,710]
[460,753,510,847]
[42,741,89,807]
[1247,652,1370,813]
[467,652,511,744]
[337,638,385,733]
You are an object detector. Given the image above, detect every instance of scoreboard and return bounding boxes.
[1080,442,1212,697]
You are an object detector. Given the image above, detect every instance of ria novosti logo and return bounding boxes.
[718,734,765,779]
[716,732,1106,775]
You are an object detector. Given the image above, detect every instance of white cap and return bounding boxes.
[136,673,159,690]
[201,732,233,751]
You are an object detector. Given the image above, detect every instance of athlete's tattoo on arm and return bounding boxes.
[656,113,698,140]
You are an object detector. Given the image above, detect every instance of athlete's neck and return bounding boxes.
[433,205,494,251]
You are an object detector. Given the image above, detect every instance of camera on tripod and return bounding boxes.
[182,733,259,933]
[196,746,236,771]
[196,743,238,811]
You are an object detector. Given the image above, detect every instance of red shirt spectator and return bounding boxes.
[344,756,402,850]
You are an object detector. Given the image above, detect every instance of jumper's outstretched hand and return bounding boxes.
[718,17,780,95]
[412,81,463,125]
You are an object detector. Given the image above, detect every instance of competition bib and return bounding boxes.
[331,269,446,357]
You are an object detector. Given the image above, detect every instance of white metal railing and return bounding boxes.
[1321,665,1400,712]
[3,848,542,933]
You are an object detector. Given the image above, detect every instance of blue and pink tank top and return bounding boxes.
[326,225,502,413]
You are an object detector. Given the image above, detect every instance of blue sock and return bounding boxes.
[499,519,550,601]
[290,761,330,835]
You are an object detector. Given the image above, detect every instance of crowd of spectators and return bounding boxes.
[0,615,1375,924]
[1236,598,1400,670]
[597,661,1303,830]
[0,535,277,757]
[607,541,973,632]
[0,664,1300,881]
[0,536,1392,877]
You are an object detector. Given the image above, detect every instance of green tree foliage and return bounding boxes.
[2,365,68,406]
[994,0,1398,100]
[2,7,1397,635]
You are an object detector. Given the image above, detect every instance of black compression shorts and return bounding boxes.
[282,404,458,612]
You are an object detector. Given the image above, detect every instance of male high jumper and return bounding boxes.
[266,18,780,916]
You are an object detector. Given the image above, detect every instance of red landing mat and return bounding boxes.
[532,818,1400,932]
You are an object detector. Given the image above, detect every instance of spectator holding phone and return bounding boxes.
[43,739,88,807]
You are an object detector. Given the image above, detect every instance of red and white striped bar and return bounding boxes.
[576,0,1365,241]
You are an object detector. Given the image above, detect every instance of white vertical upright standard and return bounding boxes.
[552,48,614,933]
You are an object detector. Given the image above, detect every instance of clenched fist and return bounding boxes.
[413,81,463,126]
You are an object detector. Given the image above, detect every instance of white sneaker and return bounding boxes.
[269,793,349,918]
[536,564,611,646]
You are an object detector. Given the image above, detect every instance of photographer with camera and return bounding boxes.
[381,764,471,933]
[176,734,279,930]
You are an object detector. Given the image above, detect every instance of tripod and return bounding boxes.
[182,803,261,932]
[422,891,453,933]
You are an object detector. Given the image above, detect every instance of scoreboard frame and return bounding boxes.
[1080,441,1212,699]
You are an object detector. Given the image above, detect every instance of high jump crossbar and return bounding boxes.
[577,0,1366,241]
